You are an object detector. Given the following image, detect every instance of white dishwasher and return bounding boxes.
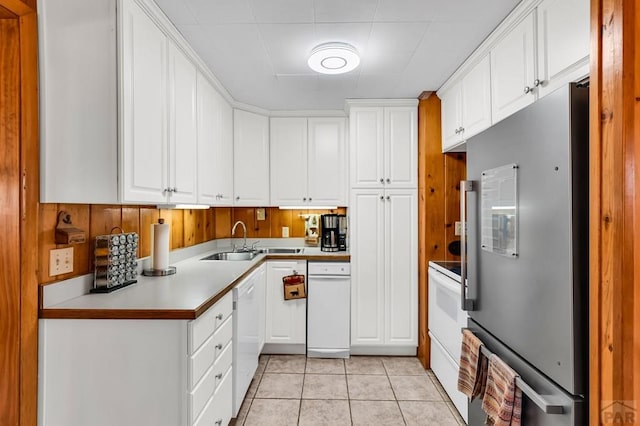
[307,262,351,358]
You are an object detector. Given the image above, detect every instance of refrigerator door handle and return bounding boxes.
[460,180,476,311]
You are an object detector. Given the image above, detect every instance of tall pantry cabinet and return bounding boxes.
[347,100,418,354]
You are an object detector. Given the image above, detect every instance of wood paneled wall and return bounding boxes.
[38,205,345,285]
[417,95,467,368]
[590,0,640,423]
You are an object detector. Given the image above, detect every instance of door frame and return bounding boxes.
[0,0,39,424]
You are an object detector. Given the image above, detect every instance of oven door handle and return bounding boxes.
[460,180,476,311]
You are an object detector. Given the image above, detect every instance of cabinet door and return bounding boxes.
[120,0,168,203]
[216,95,234,205]
[461,55,492,140]
[167,42,197,203]
[385,189,418,345]
[349,108,384,188]
[270,118,308,206]
[536,0,590,98]
[385,107,417,189]
[350,189,385,346]
[307,118,346,206]
[233,110,270,206]
[491,12,536,124]
[196,73,218,205]
[440,82,463,151]
[265,261,307,345]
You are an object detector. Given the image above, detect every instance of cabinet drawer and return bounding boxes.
[189,315,232,389]
[193,367,233,426]
[190,342,232,422]
[189,292,233,354]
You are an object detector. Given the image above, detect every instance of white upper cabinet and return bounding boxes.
[270,117,346,207]
[440,81,463,150]
[349,108,384,188]
[197,73,233,206]
[167,42,198,204]
[490,12,537,124]
[120,0,168,203]
[536,0,590,97]
[349,102,417,189]
[233,109,270,206]
[307,118,346,206]
[270,118,308,205]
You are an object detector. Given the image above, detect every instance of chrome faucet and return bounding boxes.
[231,221,247,252]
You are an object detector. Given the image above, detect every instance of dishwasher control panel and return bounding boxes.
[307,262,350,276]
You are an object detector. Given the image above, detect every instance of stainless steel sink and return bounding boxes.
[257,248,304,254]
[201,251,258,261]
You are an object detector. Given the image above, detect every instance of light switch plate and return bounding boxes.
[454,221,462,236]
[50,247,74,276]
[282,226,289,238]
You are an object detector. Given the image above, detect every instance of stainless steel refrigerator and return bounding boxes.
[462,83,588,425]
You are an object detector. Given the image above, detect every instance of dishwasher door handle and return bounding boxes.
[308,275,350,280]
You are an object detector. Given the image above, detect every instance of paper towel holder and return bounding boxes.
[142,218,177,277]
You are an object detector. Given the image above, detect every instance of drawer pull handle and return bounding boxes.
[216,313,223,320]
[215,373,223,379]
[215,343,223,350]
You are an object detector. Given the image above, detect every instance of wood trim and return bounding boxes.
[18,11,39,426]
[0,18,22,426]
[590,0,639,423]
[417,96,445,368]
[0,0,33,16]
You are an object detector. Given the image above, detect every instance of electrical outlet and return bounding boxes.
[282,226,289,238]
[256,208,266,221]
[454,221,462,236]
[50,247,74,276]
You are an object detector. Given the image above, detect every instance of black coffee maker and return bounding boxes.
[321,214,339,252]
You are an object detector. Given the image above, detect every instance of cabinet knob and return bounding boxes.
[380,178,384,183]
[386,195,391,201]
[303,197,307,202]
[236,196,240,201]
[380,195,384,201]
[215,373,223,379]
[386,178,391,183]
[534,79,542,87]
[215,420,222,426]
[172,187,178,192]
[215,343,223,350]
[308,197,312,202]
[216,313,223,320]
[524,86,532,94]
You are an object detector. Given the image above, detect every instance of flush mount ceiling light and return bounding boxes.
[308,42,360,75]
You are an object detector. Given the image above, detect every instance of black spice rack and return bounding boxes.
[91,229,139,293]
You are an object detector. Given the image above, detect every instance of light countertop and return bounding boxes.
[40,245,349,320]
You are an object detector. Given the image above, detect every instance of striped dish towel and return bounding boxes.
[457,329,488,400]
[482,354,522,426]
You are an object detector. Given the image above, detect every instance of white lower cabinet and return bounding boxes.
[38,292,233,426]
[264,260,307,354]
[350,189,417,354]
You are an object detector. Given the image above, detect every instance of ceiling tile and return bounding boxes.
[313,0,379,23]
[258,24,317,75]
[313,23,372,54]
[186,0,254,24]
[374,0,440,22]
[248,0,314,23]
[429,0,519,22]
[359,22,428,74]
[154,0,197,25]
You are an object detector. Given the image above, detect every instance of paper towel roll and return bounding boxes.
[151,219,170,271]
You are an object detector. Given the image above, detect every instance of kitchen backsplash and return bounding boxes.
[39,204,346,285]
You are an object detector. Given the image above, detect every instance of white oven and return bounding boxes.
[428,261,468,423]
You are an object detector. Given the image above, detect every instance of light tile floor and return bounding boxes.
[231,355,466,426]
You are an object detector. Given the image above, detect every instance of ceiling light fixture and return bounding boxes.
[308,42,360,75]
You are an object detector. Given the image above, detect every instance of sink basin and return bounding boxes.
[257,248,304,254]
[201,251,258,261]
